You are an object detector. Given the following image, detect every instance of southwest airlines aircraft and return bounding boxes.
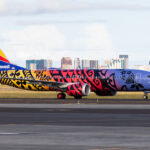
[0,49,150,99]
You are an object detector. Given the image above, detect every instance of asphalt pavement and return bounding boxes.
[0,102,149,149]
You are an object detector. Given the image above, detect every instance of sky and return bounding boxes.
[0,0,150,68]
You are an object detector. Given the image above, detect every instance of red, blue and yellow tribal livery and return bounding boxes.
[0,49,150,99]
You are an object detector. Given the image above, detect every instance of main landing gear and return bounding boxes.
[57,93,82,99]
[144,92,149,100]
[74,96,82,99]
[57,93,66,99]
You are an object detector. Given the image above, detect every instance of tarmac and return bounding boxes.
[0,98,150,104]
[0,101,150,149]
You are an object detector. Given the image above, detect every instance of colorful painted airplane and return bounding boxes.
[0,49,150,99]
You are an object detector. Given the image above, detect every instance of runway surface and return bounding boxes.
[0,98,150,104]
[0,104,150,150]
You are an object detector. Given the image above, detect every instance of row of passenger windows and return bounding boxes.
[35,76,122,79]
[33,75,150,80]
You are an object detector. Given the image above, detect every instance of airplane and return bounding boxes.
[0,49,150,100]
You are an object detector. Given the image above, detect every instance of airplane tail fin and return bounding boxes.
[0,49,26,70]
[0,49,10,63]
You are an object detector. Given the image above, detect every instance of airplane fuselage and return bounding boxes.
[0,69,150,97]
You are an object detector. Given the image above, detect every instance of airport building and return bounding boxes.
[74,58,80,69]
[82,59,99,69]
[98,65,109,69]
[26,59,52,70]
[104,58,122,69]
[47,59,53,69]
[119,55,129,69]
[103,55,129,69]
[61,57,73,69]
[90,60,98,69]
[82,59,90,69]
[134,65,150,71]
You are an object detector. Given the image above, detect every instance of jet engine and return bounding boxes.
[66,83,90,98]
[96,91,117,96]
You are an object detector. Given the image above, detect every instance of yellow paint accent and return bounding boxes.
[1,70,52,91]
[0,49,8,60]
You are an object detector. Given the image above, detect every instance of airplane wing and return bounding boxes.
[0,77,77,89]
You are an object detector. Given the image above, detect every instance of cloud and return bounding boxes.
[0,0,89,15]
[1,25,66,62]
[0,1,6,13]
[17,20,105,26]
[0,0,150,15]
[0,23,115,66]
[73,23,114,60]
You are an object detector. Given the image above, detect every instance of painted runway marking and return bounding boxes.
[0,133,21,135]
[0,132,35,135]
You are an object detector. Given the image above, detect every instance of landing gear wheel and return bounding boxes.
[144,95,148,100]
[57,93,66,99]
[74,96,82,99]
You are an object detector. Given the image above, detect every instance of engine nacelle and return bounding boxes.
[96,91,117,96]
[66,83,90,97]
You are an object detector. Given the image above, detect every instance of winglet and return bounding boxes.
[0,49,10,63]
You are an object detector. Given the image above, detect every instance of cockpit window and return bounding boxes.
[148,75,150,78]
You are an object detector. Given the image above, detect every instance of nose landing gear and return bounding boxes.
[144,92,149,100]
[144,95,148,100]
